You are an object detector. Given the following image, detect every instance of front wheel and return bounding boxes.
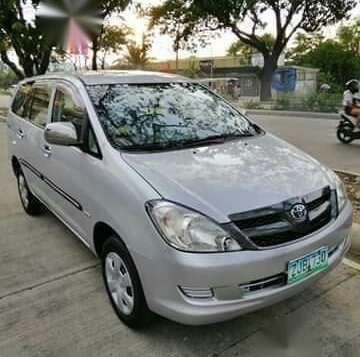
[337,124,354,144]
[101,235,152,328]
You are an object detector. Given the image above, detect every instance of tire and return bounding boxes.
[16,171,44,216]
[337,124,354,144]
[101,235,152,328]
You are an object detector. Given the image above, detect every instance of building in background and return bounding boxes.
[146,54,319,101]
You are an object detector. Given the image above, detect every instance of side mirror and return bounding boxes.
[44,122,80,146]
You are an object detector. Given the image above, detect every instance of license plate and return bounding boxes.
[287,247,329,285]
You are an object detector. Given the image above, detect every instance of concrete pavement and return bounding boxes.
[1,123,360,356]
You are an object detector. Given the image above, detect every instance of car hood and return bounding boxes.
[122,134,332,222]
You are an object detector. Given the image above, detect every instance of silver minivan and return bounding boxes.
[7,71,352,327]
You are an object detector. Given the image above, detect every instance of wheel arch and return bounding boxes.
[93,221,126,257]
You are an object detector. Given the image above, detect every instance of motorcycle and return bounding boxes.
[337,112,360,144]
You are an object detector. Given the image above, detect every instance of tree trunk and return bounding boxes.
[0,51,24,79]
[91,36,99,70]
[101,50,107,70]
[21,59,35,78]
[38,49,52,75]
[260,56,278,101]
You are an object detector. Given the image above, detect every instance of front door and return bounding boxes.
[39,83,102,243]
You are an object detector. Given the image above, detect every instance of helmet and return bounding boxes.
[346,79,359,93]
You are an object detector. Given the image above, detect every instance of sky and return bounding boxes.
[112,1,360,62]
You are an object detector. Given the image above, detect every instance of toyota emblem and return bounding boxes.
[290,203,307,221]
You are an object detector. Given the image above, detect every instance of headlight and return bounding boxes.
[326,169,347,213]
[147,200,242,252]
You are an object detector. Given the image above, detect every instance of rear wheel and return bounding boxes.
[17,171,44,215]
[337,124,354,144]
[101,235,152,328]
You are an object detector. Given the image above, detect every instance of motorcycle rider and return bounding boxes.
[343,79,360,127]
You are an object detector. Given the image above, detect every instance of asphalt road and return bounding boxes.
[1,122,360,356]
[252,115,360,175]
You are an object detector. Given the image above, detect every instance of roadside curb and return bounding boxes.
[335,168,360,177]
[245,109,338,120]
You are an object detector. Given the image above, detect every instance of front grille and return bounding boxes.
[230,187,335,248]
[235,212,282,230]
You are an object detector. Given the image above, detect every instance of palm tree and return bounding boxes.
[113,33,152,70]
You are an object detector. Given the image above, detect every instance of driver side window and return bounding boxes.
[52,89,84,137]
[51,87,101,158]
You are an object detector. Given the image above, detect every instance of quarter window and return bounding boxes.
[29,86,51,127]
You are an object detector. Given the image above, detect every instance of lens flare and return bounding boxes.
[36,0,104,53]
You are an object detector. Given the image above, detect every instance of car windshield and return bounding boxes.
[86,82,260,151]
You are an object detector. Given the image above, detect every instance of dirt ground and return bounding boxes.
[337,171,360,224]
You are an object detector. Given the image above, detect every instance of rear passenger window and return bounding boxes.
[29,87,51,128]
[11,83,33,118]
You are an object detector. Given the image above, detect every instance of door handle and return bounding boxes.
[42,145,52,158]
[16,128,25,139]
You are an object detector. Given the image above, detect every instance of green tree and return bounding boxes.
[286,32,324,63]
[88,0,131,70]
[98,25,131,69]
[0,0,55,79]
[0,0,132,77]
[290,39,360,92]
[113,34,152,70]
[149,0,356,101]
[338,18,360,54]
[227,33,275,66]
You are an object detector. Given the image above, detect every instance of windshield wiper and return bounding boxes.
[119,132,254,152]
[180,133,254,148]
[120,143,169,152]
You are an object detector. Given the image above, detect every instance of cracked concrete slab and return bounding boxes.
[0,262,357,357]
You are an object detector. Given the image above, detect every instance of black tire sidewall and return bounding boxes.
[337,125,354,144]
[16,172,43,215]
[101,236,151,328]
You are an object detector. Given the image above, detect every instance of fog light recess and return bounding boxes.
[179,286,214,299]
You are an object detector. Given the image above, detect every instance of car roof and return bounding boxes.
[23,70,194,86]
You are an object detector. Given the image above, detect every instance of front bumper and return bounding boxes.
[134,202,352,325]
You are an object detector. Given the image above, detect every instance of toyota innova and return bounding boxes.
[7,71,352,327]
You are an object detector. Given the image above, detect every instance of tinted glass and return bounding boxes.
[11,83,33,118]
[29,87,51,127]
[87,83,258,151]
[52,89,84,136]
